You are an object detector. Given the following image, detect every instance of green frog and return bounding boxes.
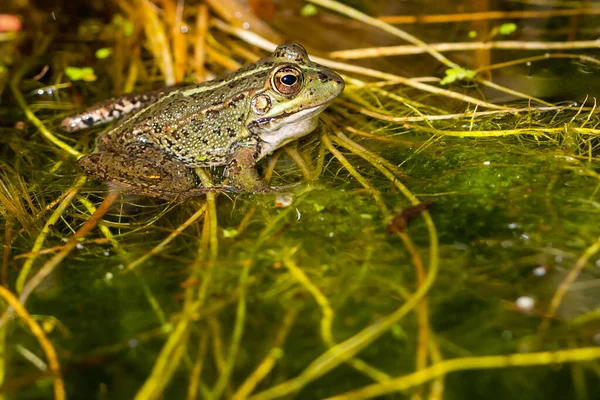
[61,43,344,199]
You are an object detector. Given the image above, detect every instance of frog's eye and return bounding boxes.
[272,66,303,96]
[281,75,297,85]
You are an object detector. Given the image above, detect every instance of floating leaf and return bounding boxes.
[499,23,517,35]
[301,4,319,17]
[64,66,97,82]
[313,203,325,212]
[440,66,477,85]
[222,229,239,239]
[112,14,134,37]
[95,47,112,59]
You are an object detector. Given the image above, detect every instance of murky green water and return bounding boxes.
[2,1,600,399]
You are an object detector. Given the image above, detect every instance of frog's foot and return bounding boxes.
[78,147,199,200]
[248,181,302,193]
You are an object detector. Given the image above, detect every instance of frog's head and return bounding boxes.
[247,43,345,159]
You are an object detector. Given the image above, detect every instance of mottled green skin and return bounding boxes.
[68,43,344,199]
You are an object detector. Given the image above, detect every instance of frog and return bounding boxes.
[61,43,344,200]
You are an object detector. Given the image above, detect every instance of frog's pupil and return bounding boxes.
[281,74,297,85]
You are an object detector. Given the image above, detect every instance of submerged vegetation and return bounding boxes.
[1,0,600,399]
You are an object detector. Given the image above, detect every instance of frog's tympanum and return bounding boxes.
[61,43,344,199]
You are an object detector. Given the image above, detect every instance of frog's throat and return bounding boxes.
[253,103,329,160]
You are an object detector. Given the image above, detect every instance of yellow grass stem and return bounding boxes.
[212,20,507,111]
[10,73,81,158]
[126,203,207,271]
[282,250,392,384]
[283,148,313,181]
[538,236,600,335]
[330,40,600,59]
[325,347,600,400]
[14,192,118,313]
[139,0,176,86]
[232,307,299,399]
[16,176,87,293]
[0,286,65,400]
[186,334,208,400]
[305,0,457,68]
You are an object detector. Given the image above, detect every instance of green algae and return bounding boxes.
[1,1,600,400]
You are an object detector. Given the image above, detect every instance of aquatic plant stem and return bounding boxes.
[211,261,250,399]
[13,192,118,316]
[232,307,299,399]
[248,244,439,400]
[395,126,600,138]
[212,20,507,110]
[0,286,65,400]
[138,0,176,85]
[378,8,600,24]
[321,134,389,214]
[248,131,440,399]
[10,64,82,158]
[338,102,582,124]
[477,78,554,107]
[0,322,5,400]
[397,231,430,395]
[126,202,208,271]
[194,4,209,81]
[16,176,87,293]
[197,169,219,259]
[538,236,600,336]
[328,128,433,393]
[283,148,312,180]
[329,40,600,59]
[187,334,208,400]
[282,249,392,383]
[305,0,457,68]
[1,221,12,287]
[134,310,192,400]
[78,196,168,325]
[325,347,600,400]
[135,228,216,400]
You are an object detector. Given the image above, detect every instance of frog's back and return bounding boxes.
[106,61,273,166]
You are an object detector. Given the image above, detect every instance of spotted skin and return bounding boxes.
[60,85,185,132]
[61,43,345,199]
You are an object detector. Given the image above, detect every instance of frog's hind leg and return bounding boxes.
[60,85,183,132]
[78,147,209,200]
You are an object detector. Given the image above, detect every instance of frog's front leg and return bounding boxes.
[78,146,207,200]
[224,146,271,193]
[60,85,182,132]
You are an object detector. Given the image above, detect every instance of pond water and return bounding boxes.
[1,1,600,399]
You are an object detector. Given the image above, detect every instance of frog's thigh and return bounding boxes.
[78,147,197,197]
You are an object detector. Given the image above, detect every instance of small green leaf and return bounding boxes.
[391,324,407,340]
[301,4,319,17]
[498,23,517,35]
[95,47,112,59]
[468,30,477,39]
[123,21,134,37]
[440,67,477,85]
[270,348,284,359]
[222,229,239,239]
[313,203,325,212]
[112,14,134,37]
[64,66,97,82]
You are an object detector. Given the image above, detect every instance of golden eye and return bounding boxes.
[272,66,302,96]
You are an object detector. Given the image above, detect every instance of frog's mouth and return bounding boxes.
[252,103,330,159]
